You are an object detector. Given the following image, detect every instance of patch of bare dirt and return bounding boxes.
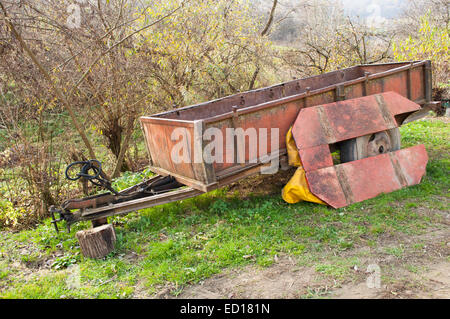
[175,256,324,299]
[413,202,450,226]
[331,261,450,299]
[171,228,450,299]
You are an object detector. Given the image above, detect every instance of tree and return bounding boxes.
[0,0,274,226]
[274,0,394,78]
[393,14,449,93]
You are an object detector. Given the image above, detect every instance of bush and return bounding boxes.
[393,14,449,95]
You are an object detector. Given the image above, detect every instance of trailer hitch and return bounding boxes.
[49,160,184,233]
[49,205,73,233]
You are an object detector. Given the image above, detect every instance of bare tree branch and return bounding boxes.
[0,0,98,161]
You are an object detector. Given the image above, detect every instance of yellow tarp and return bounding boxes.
[281,127,325,205]
[286,127,302,167]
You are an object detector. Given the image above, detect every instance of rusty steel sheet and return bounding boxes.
[140,61,432,192]
[291,92,427,207]
[299,144,333,171]
[291,92,421,151]
[305,145,428,208]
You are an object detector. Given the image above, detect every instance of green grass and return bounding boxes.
[0,118,448,298]
[315,256,360,279]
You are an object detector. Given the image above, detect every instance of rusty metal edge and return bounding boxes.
[401,102,436,125]
[140,117,195,127]
[148,149,287,192]
[80,187,203,218]
[148,165,216,192]
[149,61,423,119]
[140,61,429,126]
[139,119,154,167]
[147,66,362,118]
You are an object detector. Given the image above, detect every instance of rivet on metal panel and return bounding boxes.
[240,96,245,105]
[306,87,311,95]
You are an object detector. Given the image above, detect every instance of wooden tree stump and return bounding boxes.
[76,224,116,259]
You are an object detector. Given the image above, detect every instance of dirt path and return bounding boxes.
[173,228,450,299]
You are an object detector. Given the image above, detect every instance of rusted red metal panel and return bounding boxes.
[359,62,412,74]
[291,92,427,208]
[299,145,333,172]
[141,121,198,181]
[383,72,409,97]
[305,166,348,208]
[323,96,390,142]
[344,83,364,100]
[305,90,336,107]
[410,68,424,101]
[290,106,326,149]
[394,144,429,185]
[338,153,403,204]
[382,91,425,116]
[292,92,421,151]
[306,145,428,208]
[208,100,301,172]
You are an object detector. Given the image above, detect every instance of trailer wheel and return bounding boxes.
[339,128,401,163]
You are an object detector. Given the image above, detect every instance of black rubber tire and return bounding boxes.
[339,128,401,163]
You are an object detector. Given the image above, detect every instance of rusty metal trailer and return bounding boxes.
[51,60,436,232]
[140,60,433,191]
